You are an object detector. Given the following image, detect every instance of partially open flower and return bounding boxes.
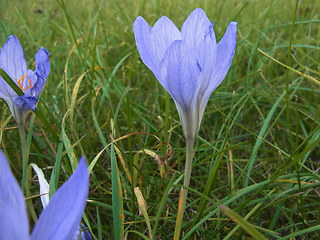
[133,8,237,140]
[0,35,50,125]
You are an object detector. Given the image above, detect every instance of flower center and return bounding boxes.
[15,73,33,91]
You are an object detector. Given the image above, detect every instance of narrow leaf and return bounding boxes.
[134,187,152,239]
[219,205,268,240]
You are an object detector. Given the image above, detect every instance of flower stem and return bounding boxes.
[174,136,195,240]
[19,123,28,193]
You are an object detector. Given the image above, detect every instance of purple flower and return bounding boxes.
[0,35,50,125]
[0,150,89,240]
[133,8,237,140]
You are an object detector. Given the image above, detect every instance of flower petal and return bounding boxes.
[160,40,201,111]
[0,35,27,105]
[31,157,89,240]
[197,29,217,95]
[181,8,214,48]
[32,47,50,95]
[150,16,181,65]
[0,150,29,240]
[199,21,237,121]
[133,17,159,77]
[15,95,39,111]
[30,163,50,209]
[0,35,27,81]
[133,16,181,80]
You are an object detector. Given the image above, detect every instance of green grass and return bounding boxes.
[1,0,320,239]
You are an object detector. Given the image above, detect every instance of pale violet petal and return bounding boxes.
[133,17,159,78]
[181,8,214,48]
[0,35,27,82]
[211,21,237,90]
[14,95,38,112]
[196,29,218,96]
[0,74,16,101]
[0,150,29,240]
[32,47,50,95]
[160,40,201,108]
[30,163,50,209]
[31,157,89,240]
[195,30,218,127]
[150,16,181,65]
[198,22,237,126]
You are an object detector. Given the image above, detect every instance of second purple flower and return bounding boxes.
[133,8,237,140]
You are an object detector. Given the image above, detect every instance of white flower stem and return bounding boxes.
[174,136,195,240]
[19,123,28,193]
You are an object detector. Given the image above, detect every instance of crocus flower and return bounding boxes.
[0,150,89,240]
[133,8,237,140]
[0,35,50,125]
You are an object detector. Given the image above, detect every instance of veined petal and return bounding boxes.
[31,157,89,240]
[197,29,217,96]
[0,150,29,240]
[160,40,201,112]
[212,21,237,90]
[133,17,159,78]
[0,35,27,82]
[181,8,215,48]
[199,21,237,123]
[35,47,50,79]
[32,47,50,95]
[15,95,39,111]
[150,16,181,65]
[195,30,218,127]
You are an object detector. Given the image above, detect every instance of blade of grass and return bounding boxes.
[134,187,152,239]
[111,135,124,240]
[219,205,268,240]
[49,139,64,197]
[257,49,320,86]
[61,110,78,171]
[245,91,286,187]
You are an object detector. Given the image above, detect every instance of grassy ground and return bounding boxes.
[1,0,320,239]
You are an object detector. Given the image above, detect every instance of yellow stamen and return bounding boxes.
[15,73,33,91]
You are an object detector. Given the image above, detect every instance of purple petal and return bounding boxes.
[215,21,237,85]
[160,40,201,110]
[35,47,50,78]
[133,17,159,77]
[0,35,27,82]
[14,95,39,111]
[150,16,181,66]
[199,21,237,122]
[181,8,214,48]
[32,47,50,94]
[0,150,29,240]
[31,157,89,240]
[196,29,217,95]
[133,16,181,79]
